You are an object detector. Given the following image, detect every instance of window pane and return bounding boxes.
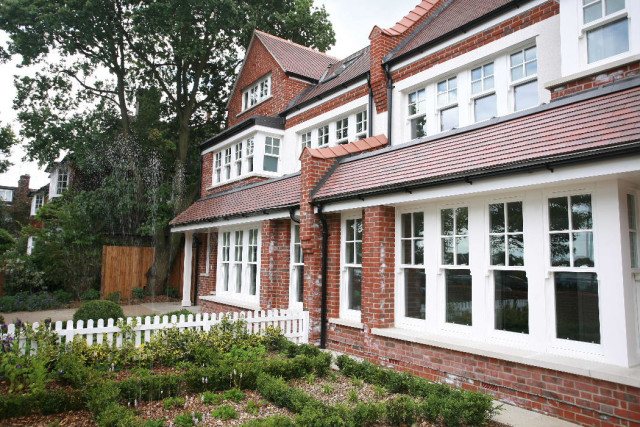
[413,212,424,237]
[471,80,482,95]
[446,269,472,325]
[549,197,569,231]
[401,213,412,238]
[346,219,355,241]
[296,266,304,302]
[441,209,454,235]
[495,270,529,333]
[235,265,242,293]
[630,232,638,268]
[223,264,229,291]
[355,219,363,240]
[571,194,593,230]
[474,94,497,122]
[554,272,600,343]
[573,232,594,267]
[346,242,354,264]
[348,267,362,311]
[507,201,524,232]
[455,207,468,234]
[525,60,537,76]
[511,66,524,81]
[508,235,525,266]
[515,80,538,111]
[471,67,482,81]
[402,240,412,264]
[411,116,427,139]
[489,203,505,233]
[356,242,362,264]
[414,240,424,265]
[525,46,537,62]
[441,106,459,131]
[456,236,469,265]
[511,51,523,66]
[550,233,571,267]
[442,237,454,265]
[264,156,278,172]
[249,265,257,295]
[490,235,506,266]
[405,268,426,319]
[605,0,625,15]
[628,194,637,229]
[587,19,629,63]
[583,1,602,23]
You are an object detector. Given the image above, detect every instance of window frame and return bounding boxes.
[264,136,280,173]
[234,142,243,177]
[340,212,363,322]
[56,168,69,195]
[290,222,304,310]
[509,46,538,112]
[396,209,427,329]
[407,88,427,140]
[335,117,349,144]
[355,110,368,139]
[216,225,261,304]
[0,189,13,202]
[242,74,272,111]
[317,125,329,147]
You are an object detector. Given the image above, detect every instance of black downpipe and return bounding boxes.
[384,64,393,146]
[366,73,374,138]
[289,206,300,224]
[317,205,329,349]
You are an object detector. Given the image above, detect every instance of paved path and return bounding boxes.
[1,302,200,324]
[493,402,579,427]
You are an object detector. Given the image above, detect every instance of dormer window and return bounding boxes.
[242,75,271,111]
[471,62,496,123]
[355,111,367,139]
[224,148,232,180]
[56,168,69,195]
[336,118,348,144]
[582,0,628,63]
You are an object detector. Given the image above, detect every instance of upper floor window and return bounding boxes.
[32,193,45,216]
[628,193,639,268]
[242,75,271,111]
[437,77,458,132]
[471,62,496,123]
[56,168,69,195]
[214,152,222,183]
[408,88,427,139]
[301,131,312,153]
[510,47,538,111]
[224,148,232,180]
[583,0,629,63]
[317,125,329,147]
[264,136,280,173]
[234,143,243,176]
[246,137,254,173]
[355,111,367,139]
[0,189,13,202]
[336,118,348,143]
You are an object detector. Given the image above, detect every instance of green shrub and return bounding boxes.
[54,289,73,304]
[55,352,92,388]
[256,374,317,414]
[162,397,185,410]
[386,396,418,426]
[351,402,384,427]
[241,415,295,427]
[96,403,141,427]
[132,287,146,299]
[84,380,121,417]
[73,300,124,324]
[106,291,122,304]
[0,389,84,419]
[166,286,179,298]
[295,404,350,427]
[201,391,223,405]
[211,404,238,420]
[142,420,164,427]
[173,412,202,427]
[81,289,101,301]
[223,388,245,402]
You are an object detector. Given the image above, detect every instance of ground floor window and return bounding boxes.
[342,216,363,320]
[217,226,260,301]
[290,223,304,309]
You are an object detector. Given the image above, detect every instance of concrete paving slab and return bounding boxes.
[494,402,579,427]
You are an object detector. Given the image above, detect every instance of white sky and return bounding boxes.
[0,0,417,188]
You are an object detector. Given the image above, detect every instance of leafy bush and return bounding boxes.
[166,286,179,298]
[96,403,140,427]
[241,415,295,427]
[211,404,238,420]
[173,411,202,427]
[0,292,65,312]
[162,396,185,410]
[0,389,84,419]
[84,380,121,417]
[386,395,418,426]
[223,388,245,402]
[201,391,223,405]
[106,291,121,304]
[54,289,73,304]
[73,300,124,324]
[132,287,146,299]
[2,257,46,295]
[81,289,101,301]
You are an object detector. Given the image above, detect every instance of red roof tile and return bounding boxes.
[382,1,439,36]
[255,31,337,81]
[306,134,387,159]
[312,85,640,201]
[171,174,301,226]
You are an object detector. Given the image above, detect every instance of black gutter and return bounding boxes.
[366,72,374,138]
[384,0,531,66]
[317,205,329,349]
[171,203,300,229]
[384,64,393,146]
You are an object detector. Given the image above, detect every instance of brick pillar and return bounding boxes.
[299,149,337,345]
[368,27,396,114]
[361,205,396,330]
[260,219,291,310]
[196,231,218,299]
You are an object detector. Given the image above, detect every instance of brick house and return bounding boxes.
[171,1,640,425]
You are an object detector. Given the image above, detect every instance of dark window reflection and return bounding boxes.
[494,270,528,333]
[554,272,600,344]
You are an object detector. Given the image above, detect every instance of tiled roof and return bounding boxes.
[285,46,371,111]
[312,84,640,201]
[255,31,337,81]
[382,0,439,36]
[306,135,387,159]
[170,174,301,226]
[387,0,518,62]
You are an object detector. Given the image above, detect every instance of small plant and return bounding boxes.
[131,286,146,299]
[174,411,203,427]
[351,377,363,388]
[81,289,100,301]
[373,385,386,399]
[347,389,359,404]
[163,396,186,410]
[305,373,316,385]
[201,391,223,405]
[106,291,121,304]
[142,420,165,427]
[73,300,124,324]
[328,371,339,382]
[223,387,245,402]
[211,404,238,420]
[166,286,179,298]
[244,399,265,415]
[322,384,334,394]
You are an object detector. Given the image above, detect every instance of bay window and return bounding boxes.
[342,217,363,319]
[408,88,427,139]
[235,143,243,176]
[441,207,471,325]
[582,0,629,63]
[400,212,425,320]
[336,118,348,143]
[221,232,231,291]
[217,227,260,300]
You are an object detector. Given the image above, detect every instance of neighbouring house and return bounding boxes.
[171,1,640,425]
[0,174,35,235]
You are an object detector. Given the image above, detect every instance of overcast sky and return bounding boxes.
[0,0,417,188]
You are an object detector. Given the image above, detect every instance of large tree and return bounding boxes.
[0,0,335,294]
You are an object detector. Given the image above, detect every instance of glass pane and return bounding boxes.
[573,232,594,267]
[437,93,448,106]
[511,51,523,66]
[471,80,482,95]
[223,265,229,291]
[356,242,362,265]
[484,76,494,91]
[549,197,569,231]
[355,219,363,240]
[587,19,629,63]
[346,242,354,264]
[264,155,278,172]
[508,235,525,266]
[235,265,242,293]
[628,194,637,229]
[249,265,257,295]
[414,240,424,265]
[471,67,482,81]
[401,213,412,238]
[449,88,457,103]
[456,236,469,265]
[511,66,524,81]
[414,212,424,237]
[405,268,426,319]
[437,81,447,93]
[550,233,570,267]
[346,219,355,241]
[441,106,459,131]
[571,194,592,230]
[489,203,505,233]
[456,207,468,235]
[348,267,362,311]
[296,266,304,302]
[525,46,537,61]
[490,235,506,266]
[402,240,412,265]
[484,63,494,76]
[554,272,600,343]
[630,232,638,268]
[411,116,427,139]
[507,201,523,232]
[605,0,624,15]
[515,80,538,111]
[441,209,454,235]
[446,269,472,325]
[583,2,602,23]
[525,60,537,76]
[495,270,529,333]
[442,237,454,265]
[449,77,457,89]
[474,94,497,122]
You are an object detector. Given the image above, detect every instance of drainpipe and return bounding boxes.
[384,64,393,146]
[366,73,374,138]
[289,206,300,224]
[317,204,329,349]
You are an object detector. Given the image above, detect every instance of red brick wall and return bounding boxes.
[550,62,640,100]
[227,37,311,128]
[285,85,369,129]
[196,231,217,297]
[259,219,292,310]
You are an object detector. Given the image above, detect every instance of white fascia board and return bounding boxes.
[171,210,290,233]
[201,125,285,155]
[320,155,640,213]
[285,79,368,121]
[389,0,551,74]
[287,94,369,134]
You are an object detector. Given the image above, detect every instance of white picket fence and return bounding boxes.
[1,309,309,352]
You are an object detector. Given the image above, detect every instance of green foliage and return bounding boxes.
[84,380,121,417]
[0,124,17,174]
[142,420,164,427]
[386,396,418,426]
[0,389,84,419]
[96,403,141,427]
[322,384,334,395]
[162,396,185,410]
[351,402,384,427]
[166,287,179,298]
[240,415,295,427]
[73,300,124,324]
[0,228,14,254]
[211,404,238,420]
[244,399,265,416]
[132,287,146,299]
[106,291,122,304]
[81,289,101,301]
[0,291,66,312]
[173,412,202,427]
[347,389,359,404]
[201,391,223,405]
[2,257,46,295]
[223,387,245,402]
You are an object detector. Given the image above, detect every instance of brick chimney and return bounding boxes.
[16,174,30,202]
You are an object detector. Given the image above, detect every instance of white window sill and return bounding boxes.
[199,295,261,311]
[329,317,363,330]
[371,327,640,388]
